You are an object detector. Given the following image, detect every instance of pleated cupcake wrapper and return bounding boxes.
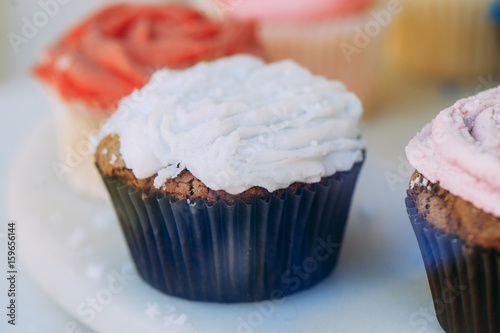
[392,0,500,78]
[99,161,362,303]
[406,193,500,333]
[259,10,386,111]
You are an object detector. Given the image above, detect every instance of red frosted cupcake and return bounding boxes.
[33,3,262,199]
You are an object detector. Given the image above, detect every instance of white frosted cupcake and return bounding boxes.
[390,0,500,79]
[195,0,389,113]
[94,55,365,302]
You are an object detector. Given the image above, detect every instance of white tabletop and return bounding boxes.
[0,77,96,333]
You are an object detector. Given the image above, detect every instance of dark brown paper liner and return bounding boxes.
[99,161,362,303]
[406,193,500,333]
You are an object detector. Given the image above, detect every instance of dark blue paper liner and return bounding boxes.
[99,161,362,303]
[406,193,500,333]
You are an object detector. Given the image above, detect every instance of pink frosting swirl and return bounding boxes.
[229,0,371,24]
[406,86,500,218]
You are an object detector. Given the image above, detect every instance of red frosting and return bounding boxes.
[34,3,261,111]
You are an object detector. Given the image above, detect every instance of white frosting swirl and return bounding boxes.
[99,55,364,194]
[406,86,500,217]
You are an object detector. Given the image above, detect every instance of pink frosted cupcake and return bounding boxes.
[197,0,389,112]
[405,87,500,332]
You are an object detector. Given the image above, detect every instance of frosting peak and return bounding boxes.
[406,86,500,217]
[99,55,364,194]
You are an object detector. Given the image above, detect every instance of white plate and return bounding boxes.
[7,114,445,332]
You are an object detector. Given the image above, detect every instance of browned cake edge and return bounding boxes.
[95,134,327,205]
[408,170,500,251]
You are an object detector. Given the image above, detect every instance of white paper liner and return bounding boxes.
[258,10,387,113]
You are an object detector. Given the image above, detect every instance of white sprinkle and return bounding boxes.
[174,314,188,325]
[66,228,86,249]
[165,304,177,312]
[109,154,117,164]
[422,178,428,186]
[102,148,108,154]
[145,303,162,321]
[37,50,50,64]
[163,315,175,326]
[85,262,103,280]
[55,54,72,70]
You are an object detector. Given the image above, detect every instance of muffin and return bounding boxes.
[405,87,500,332]
[195,0,387,113]
[391,0,500,79]
[33,3,261,200]
[94,55,365,302]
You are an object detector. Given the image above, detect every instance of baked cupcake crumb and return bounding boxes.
[409,171,500,250]
[95,134,320,205]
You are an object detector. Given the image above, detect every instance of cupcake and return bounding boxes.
[33,3,261,200]
[94,55,365,302]
[405,87,500,332]
[195,0,387,113]
[391,0,500,79]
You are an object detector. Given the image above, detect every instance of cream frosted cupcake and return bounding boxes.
[33,3,262,200]
[405,87,500,332]
[94,55,365,302]
[391,0,500,79]
[195,0,389,113]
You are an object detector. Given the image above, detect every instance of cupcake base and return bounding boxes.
[48,89,112,200]
[100,161,363,303]
[258,14,385,113]
[391,0,500,79]
[406,193,500,333]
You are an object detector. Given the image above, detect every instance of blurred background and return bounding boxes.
[3,0,500,87]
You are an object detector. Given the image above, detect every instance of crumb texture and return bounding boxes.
[409,171,500,250]
[96,134,319,205]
